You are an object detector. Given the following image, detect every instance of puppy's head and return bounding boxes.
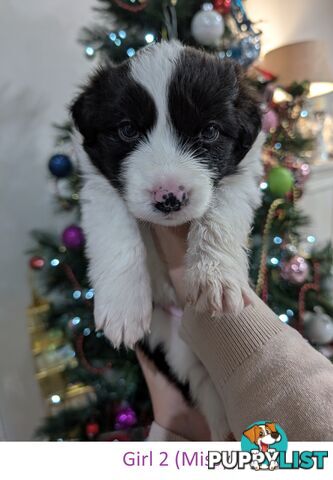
[243,423,281,451]
[71,41,261,226]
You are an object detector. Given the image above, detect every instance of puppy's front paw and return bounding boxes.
[186,264,248,317]
[93,276,152,349]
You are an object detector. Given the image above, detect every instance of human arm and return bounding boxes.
[153,225,333,441]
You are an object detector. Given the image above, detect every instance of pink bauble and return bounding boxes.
[296,162,311,184]
[262,109,279,133]
[281,255,309,284]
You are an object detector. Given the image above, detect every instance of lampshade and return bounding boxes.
[261,41,333,98]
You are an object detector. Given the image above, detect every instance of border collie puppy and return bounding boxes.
[71,41,263,439]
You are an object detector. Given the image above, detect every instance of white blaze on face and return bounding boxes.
[258,425,281,451]
[123,41,213,226]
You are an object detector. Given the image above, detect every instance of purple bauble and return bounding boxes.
[115,406,137,430]
[262,108,279,133]
[62,225,84,249]
[281,255,309,285]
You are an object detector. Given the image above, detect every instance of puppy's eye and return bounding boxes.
[259,432,264,437]
[118,122,140,142]
[200,123,220,143]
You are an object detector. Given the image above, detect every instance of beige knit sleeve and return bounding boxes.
[180,296,333,441]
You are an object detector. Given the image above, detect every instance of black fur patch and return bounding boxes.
[71,62,157,191]
[168,47,261,183]
[138,340,193,405]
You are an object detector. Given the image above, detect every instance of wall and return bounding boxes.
[0,0,332,440]
[0,0,95,440]
[247,0,333,63]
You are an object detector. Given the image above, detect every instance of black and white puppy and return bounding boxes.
[72,41,263,439]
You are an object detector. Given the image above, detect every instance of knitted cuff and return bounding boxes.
[180,296,285,386]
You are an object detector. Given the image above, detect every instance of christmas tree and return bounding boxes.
[28,0,333,441]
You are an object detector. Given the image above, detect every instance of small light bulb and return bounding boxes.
[85,289,95,300]
[270,257,279,266]
[72,317,81,326]
[85,46,95,57]
[307,235,316,244]
[127,48,136,57]
[51,394,61,404]
[145,33,155,44]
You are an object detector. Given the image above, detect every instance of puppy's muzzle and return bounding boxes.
[152,185,189,214]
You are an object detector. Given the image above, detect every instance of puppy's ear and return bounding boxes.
[266,422,277,433]
[243,425,259,444]
[70,67,109,145]
[233,65,262,164]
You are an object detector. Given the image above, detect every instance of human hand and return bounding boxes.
[152,224,252,308]
[136,347,211,441]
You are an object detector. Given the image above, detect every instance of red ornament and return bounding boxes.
[113,0,148,13]
[213,0,232,14]
[86,422,100,439]
[29,256,45,270]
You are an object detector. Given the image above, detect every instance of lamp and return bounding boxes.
[261,40,333,99]
[261,41,333,162]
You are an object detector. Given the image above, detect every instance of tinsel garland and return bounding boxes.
[297,262,320,335]
[256,198,285,297]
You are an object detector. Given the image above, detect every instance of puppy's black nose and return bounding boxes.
[154,192,186,214]
[271,431,279,439]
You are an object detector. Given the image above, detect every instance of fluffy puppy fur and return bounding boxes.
[71,41,264,439]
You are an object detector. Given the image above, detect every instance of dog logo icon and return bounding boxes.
[241,421,288,470]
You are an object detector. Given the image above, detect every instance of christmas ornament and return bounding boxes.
[62,225,84,249]
[113,0,148,13]
[295,162,311,185]
[281,255,309,285]
[191,4,224,46]
[29,256,45,270]
[268,166,294,197]
[86,421,100,439]
[239,35,261,66]
[213,0,231,14]
[305,307,333,345]
[115,406,137,430]
[48,154,72,178]
[262,109,279,133]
